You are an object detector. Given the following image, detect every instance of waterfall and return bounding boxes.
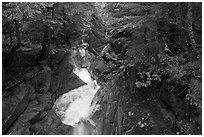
[53,49,100,135]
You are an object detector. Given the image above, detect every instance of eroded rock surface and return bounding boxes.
[90,66,201,135]
[2,48,86,135]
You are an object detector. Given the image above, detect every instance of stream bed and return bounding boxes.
[53,65,100,134]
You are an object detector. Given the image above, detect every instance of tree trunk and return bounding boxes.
[186,2,196,47]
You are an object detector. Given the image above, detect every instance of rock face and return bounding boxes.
[2,47,86,135]
[50,48,86,98]
[3,46,201,135]
[90,66,201,135]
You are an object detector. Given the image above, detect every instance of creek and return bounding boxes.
[53,50,100,135]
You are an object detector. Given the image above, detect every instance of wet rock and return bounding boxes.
[49,115,62,129]
[12,92,52,130]
[51,47,72,69]
[50,72,86,98]
[91,73,181,135]
[2,90,30,134]
[55,124,73,135]
[50,49,86,97]
[30,120,47,134]
[43,109,62,130]
[72,119,98,135]
[3,47,87,135]
[102,119,112,134]
[3,84,34,123]
[51,49,73,74]
[3,78,53,135]
[2,96,20,125]
[35,92,52,110]
[29,111,47,125]
[21,111,40,123]
[51,93,56,105]
[30,66,51,93]
[29,109,60,134]
[7,120,30,135]
[29,109,74,135]
[50,76,60,94]
[26,101,44,112]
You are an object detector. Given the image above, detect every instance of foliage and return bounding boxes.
[97,3,202,134]
[2,2,100,51]
[2,2,108,95]
[99,2,202,109]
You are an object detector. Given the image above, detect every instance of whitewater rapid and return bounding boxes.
[53,66,100,133]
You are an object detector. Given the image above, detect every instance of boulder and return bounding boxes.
[50,48,86,97]
[50,72,86,98]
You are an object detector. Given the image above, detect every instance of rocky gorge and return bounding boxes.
[2,2,202,135]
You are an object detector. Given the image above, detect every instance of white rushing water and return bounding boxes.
[53,53,100,134]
